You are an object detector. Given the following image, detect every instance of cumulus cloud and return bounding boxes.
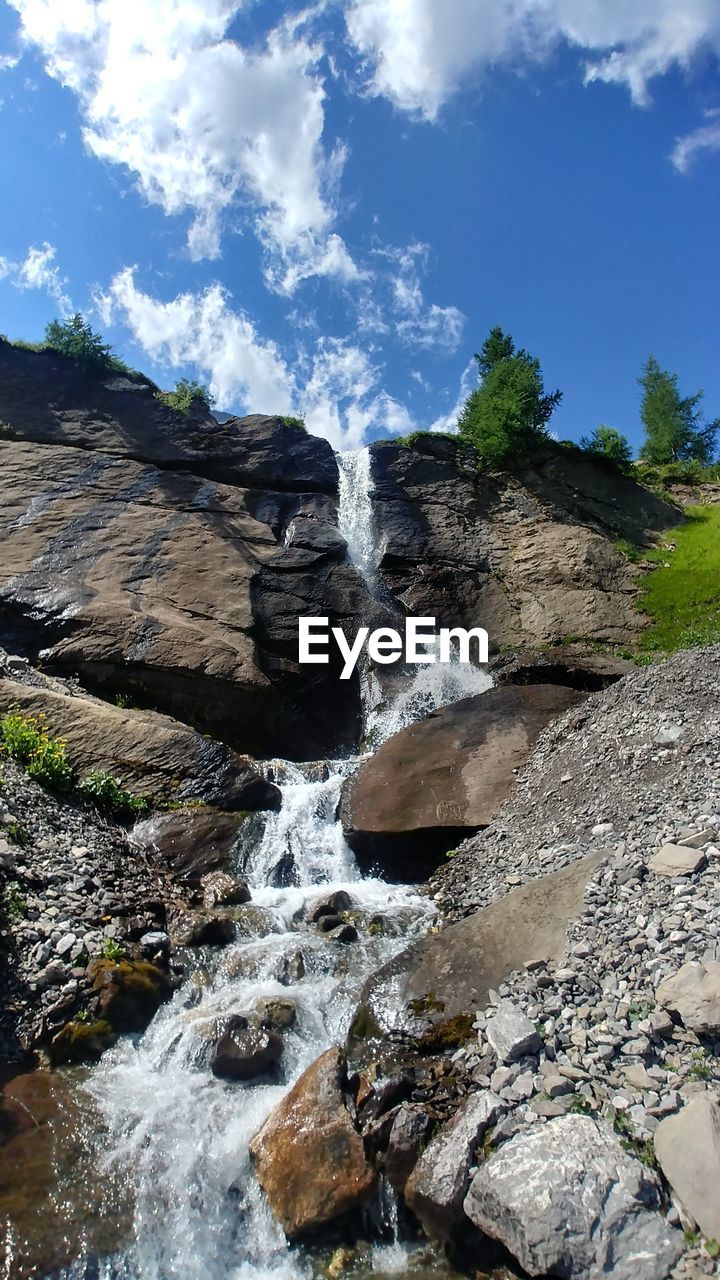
[97,269,415,450]
[428,357,476,433]
[345,0,720,119]
[672,107,720,173]
[9,0,355,283]
[0,241,71,311]
[358,241,465,352]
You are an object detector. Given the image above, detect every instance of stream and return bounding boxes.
[7,449,492,1280]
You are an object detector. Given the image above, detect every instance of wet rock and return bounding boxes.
[48,1018,117,1065]
[485,1002,541,1064]
[341,684,586,879]
[87,957,174,1033]
[405,1090,507,1243]
[654,1095,720,1240]
[385,1104,432,1195]
[655,960,720,1035]
[167,906,236,948]
[349,851,604,1047]
[200,871,251,909]
[253,997,297,1031]
[317,913,346,933]
[306,890,354,923]
[249,1045,377,1239]
[325,923,358,944]
[211,1017,284,1081]
[135,809,257,883]
[464,1115,683,1280]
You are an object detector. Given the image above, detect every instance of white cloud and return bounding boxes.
[345,0,720,119]
[0,52,20,71]
[0,241,72,312]
[429,357,476,433]
[672,107,720,172]
[96,269,415,450]
[362,241,465,351]
[10,0,356,283]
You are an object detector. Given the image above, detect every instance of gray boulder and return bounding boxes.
[486,1001,541,1064]
[405,1090,506,1242]
[654,1095,720,1240]
[647,844,707,877]
[463,1115,683,1280]
[655,960,720,1036]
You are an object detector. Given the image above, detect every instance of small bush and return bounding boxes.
[155,377,215,415]
[102,938,127,962]
[278,415,306,432]
[0,421,15,438]
[3,880,26,921]
[43,314,128,374]
[77,770,148,820]
[0,712,73,791]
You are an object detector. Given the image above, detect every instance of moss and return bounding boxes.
[407,992,446,1017]
[48,1019,117,1065]
[414,1012,475,1053]
[88,958,173,1033]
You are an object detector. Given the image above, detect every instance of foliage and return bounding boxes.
[77,770,148,819]
[627,998,654,1023]
[102,938,127,962]
[639,356,719,466]
[114,692,135,709]
[3,880,27,921]
[458,326,562,464]
[44,313,126,373]
[278,414,306,431]
[0,712,73,791]
[637,458,720,488]
[580,425,634,472]
[155,377,215,415]
[687,1049,713,1081]
[0,421,15,438]
[639,506,720,655]
[568,1093,594,1115]
[5,821,29,847]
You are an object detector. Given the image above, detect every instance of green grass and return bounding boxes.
[639,506,720,656]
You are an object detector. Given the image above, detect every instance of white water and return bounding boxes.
[59,447,491,1280]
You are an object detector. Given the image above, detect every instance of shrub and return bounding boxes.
[77,770,148,820]
[278,415,306,431]
[3,880,27,921]
[43,314,126,373]
[0,712,73,791]
[102,938,127,962]
[580,425,634,472]
[155,377,215,415]
[0,421,15,438]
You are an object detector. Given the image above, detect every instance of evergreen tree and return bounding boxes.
[458,327,562,464]
[44,314,115,369]
[639,356,718,466]
[580,424,633,472]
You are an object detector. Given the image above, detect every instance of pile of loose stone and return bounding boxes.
[0,754,171,1062]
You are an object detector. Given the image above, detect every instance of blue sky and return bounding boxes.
[0,0,718,452]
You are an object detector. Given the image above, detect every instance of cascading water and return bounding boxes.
[45,445,492,1280]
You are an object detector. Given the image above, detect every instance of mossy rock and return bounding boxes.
[87,958,174,1033]
[48,1019,118,1065]
[413,1012,475,1053]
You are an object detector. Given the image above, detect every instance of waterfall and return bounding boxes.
[45,443,492,1280]
[336,448,377,580]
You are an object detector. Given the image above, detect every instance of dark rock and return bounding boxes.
[167,906,236,947]
[341,684,586,879]
[316,913,345,933]
[306,890,354,923]
[201,871,251,908]
[384,1104,432,1195]
[489,645,635,691]
[48,1019,117,1065]
[211,1017,283,1081]
[87,958,174,1033]
[135,810,256,883]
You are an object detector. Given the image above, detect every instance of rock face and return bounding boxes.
[0,673,279,810]
[341,684,585,875]
[404,1090,507,1242]
[655,960,720,1035]
[463,1115,683,1280]
[249,1046,377,1238]
[349,851,605,1047]
[654,1095,720,1240]
[369,435,682,648]
[0,341,377,759]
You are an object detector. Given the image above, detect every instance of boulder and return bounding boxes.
[463,1115,684,1280]
[654,1095,720,1240]
[405,1090,507,1242]
[485,1001,541,1064]
[167,906,236,948]
[201,871,251,908]
[211,1017,283,1080]
[349,850,605,1049]
[134,809,256,884]
[369,435,681,649]
[48,1019,117,1065]
[249,1046,376,1238]
[341,684,586,877]
[647,844,707,877]
[655,960,720,1036]
[0,676,280,811]
[86,958,174,1033]
[384,1104,431,1195]
[253,997,297,1031]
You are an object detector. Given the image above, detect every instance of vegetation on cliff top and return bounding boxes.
[639,506,720,656]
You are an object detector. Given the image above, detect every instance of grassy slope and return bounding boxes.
[639,505,720,655]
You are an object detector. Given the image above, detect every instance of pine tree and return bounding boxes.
[580,424,633,472]
[639,356,718,466]
[458,327,562,464]
[44,314,116,369]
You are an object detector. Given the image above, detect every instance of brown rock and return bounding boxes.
[249,1046,377,1238]
[211,1018,284,1080]
[201,871,251,908]
[349,850,605,1048]
[87,958,174,1033]
[135,809,254,883]
[341,684,586,878]
[167,906,235,948]
[0,676,279,811]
